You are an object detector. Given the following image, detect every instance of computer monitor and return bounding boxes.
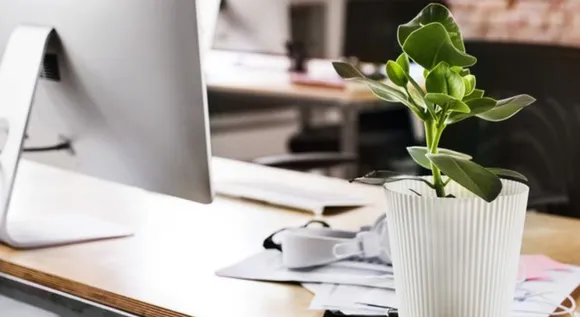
[0,0,218,248]
[213,0,290,55]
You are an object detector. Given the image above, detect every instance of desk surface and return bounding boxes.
[1,158,580,317]
[205,50,378,103]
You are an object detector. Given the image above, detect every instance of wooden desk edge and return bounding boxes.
[0,259,188,317]
[0,259,190,317]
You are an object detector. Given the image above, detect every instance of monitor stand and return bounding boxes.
[0,25,133,249]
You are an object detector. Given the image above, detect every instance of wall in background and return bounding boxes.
[450,0,580,46]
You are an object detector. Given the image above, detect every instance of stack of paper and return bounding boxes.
[303,259,580,316]
[217,251,580,316]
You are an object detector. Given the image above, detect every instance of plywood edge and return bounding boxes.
[0,259,189,317]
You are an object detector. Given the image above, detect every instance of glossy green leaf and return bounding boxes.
[425,93,470,113]
[463,88,485,101]
[396,53,410,73]
[463,75,476,96]
[450,66,462,74]
[386,60,408,87]
[398,3,465,52]
[402,22,476,70]
[446,97,496,124]
[423,68,430,78]
[333,61,428,120]
[408,86,426,110]
[332,61,365,78]
[426,62,465,99]
[427,154,503,202]
[332,61,405,102]
[407,146,472,170]
[451,66,471,77]
[350,170,435,189]
[487,168,528,183]
[477,94,536,122]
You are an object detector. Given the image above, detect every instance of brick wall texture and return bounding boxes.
[449,0,580,46]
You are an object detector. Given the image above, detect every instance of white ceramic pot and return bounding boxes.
[384,178,529,317]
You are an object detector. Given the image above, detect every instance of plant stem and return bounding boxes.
[425,119,446,197]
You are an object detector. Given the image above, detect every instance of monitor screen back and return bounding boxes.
[0,0,217,204]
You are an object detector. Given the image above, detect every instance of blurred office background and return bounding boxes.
[21,0,580,217]
[208,0,580,218]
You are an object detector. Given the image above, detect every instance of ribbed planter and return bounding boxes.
[384,178,529,317]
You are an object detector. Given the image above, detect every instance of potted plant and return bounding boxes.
[333,3,535,317]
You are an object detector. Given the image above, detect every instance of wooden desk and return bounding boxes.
[205,50,383,177]
[0,158,579,317]
[206,50,377,103]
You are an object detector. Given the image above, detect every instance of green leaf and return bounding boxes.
[450,66,462,74]
[332,61,365,78]
[446,97,496,124]
[407,146,472,170]
[477,94,536,122]
[463,88,485,101]
[386,60,408,87]
[427,154,503,202]
[398,3,465,52]
[332,62,405,102]
[402,22,476,70]
[408,86,426,110]
[350,170,435,189]
[425,93,470,113]
[332,62,428,120]
[463,75,476,96]
[450,66,471,77]
[396,53,410,73]
[487,168,528,183]
[426,62,465,99]
[423,68,430,78]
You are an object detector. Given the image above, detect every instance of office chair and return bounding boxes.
[440,40,580,218]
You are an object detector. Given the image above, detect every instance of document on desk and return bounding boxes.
[215,181,369,214]
[216,250,394,289]
[306,266,580,316]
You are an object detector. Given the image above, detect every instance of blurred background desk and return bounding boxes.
[205,50,406,177]
[205,50,421,178]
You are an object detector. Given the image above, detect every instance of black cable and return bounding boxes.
[23,140,72,153]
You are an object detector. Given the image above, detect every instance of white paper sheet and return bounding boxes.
[216,250,395,289]
[308,266,580,316]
